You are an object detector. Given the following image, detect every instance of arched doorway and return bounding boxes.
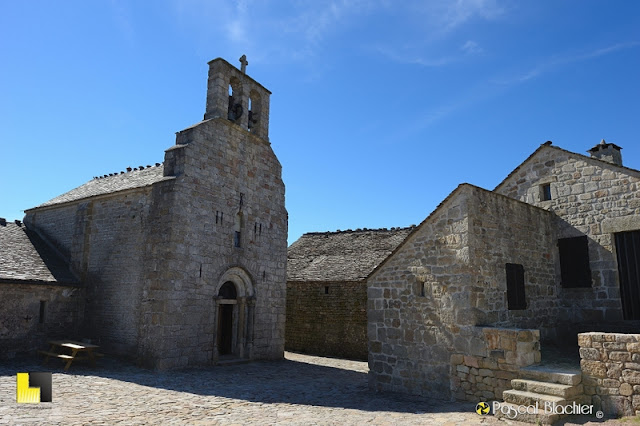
[217,282,237,355]
[213,267,256,362]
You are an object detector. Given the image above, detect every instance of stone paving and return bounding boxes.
[0,352,631,425]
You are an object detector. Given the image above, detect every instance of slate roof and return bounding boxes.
[32,163,166,209]
[287,227,415,282]
[0,220,79,285]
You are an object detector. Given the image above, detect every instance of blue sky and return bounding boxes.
[1,1,639,245]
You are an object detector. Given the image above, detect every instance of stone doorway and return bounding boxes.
[217,282,237,356]
[213,268,256,363]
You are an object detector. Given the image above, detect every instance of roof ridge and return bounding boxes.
[303,225,416,236]
[92,162,164,180]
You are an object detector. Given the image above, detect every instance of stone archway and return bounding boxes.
[213,267,256,362]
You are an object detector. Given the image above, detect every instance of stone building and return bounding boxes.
[367,141,640,402]
[1,57,288,369]
[286,227,413,360]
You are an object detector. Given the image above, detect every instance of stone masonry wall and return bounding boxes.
[368,184,555,400]
[25,188,153,356]
[138,116,287,369]
[578,332,640,417]
[451,328,540,402]
[286,281,367,360]
[0,283,84,359]
[496,146,640,327]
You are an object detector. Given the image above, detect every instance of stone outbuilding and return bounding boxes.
[0,219,83,358]
[286,227,413,359]
[367,141,640,402]
[1,57,288,369]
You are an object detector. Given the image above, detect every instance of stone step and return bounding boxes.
[503,389,568,407]
[511,379,584,398]
[493,401,559,425]
[519,366,582,385]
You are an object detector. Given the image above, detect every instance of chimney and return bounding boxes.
[588,139,622,167]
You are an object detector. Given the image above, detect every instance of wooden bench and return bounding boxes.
[40,340,101,371]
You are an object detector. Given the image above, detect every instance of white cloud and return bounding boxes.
[461,40,483,55]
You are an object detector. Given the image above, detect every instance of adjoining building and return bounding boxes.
[367,140,640,401]
[286,227,413,359]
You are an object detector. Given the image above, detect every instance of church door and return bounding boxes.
[217,281,238,356]
[218,304,234,355]
[615,230,640,320]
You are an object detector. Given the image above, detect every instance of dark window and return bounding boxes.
[324,286,329,294]
[234,231,241,247]
[505,263,526,310]
[39,301,46,324]
[558,236,592,288]
[541,184,552,201]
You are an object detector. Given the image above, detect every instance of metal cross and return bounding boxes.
[239,55,248,74]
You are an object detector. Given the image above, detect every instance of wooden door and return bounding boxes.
[615,230,640,320]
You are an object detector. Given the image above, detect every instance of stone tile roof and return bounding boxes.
[0,220,79,285]
[287,227,415,282]
[33,163,166,209]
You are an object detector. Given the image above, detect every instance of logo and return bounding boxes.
[476,401,490,415]
[16,373,52,403]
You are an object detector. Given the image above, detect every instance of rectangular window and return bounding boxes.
[505,263,526,310]
[39,301,46,324]
[558,236,592,288]
[541,183,552,201]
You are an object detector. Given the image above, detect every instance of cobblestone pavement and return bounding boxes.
[0,352,630,425]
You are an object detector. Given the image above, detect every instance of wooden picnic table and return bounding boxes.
[39,340,102,371]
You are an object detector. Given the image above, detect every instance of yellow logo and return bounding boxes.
[16,373,52,403]
[476,401,490,415]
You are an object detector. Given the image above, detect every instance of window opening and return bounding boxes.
[558,236,592,288]
[505,263,526,310]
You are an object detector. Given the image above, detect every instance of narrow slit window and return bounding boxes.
[505,263,526,310]
[324,286,329,295]
[39,301,46,324]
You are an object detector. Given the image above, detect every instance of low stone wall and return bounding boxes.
[578,332,640,416]
[451,327,541,401]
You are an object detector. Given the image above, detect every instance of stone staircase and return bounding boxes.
[495,365,588,424]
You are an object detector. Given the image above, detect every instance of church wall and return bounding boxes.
[24,189,153,356]
[368,185,557,400]
[0,283,83,359]
[138,117,287,369]
[286,280,367,360]
[495,148,640,333]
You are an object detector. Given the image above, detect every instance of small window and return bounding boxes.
[559,236,592,288]
[324,286,329,294]
[39,301,46,324]
[505,263,526,310]
[541,183,552,201]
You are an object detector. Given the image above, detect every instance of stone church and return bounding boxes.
[0,57,288,369]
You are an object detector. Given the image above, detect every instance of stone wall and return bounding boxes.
[25,189,153,356]
[0,282,84,359]
[578,332,640,417]
[496,146,640,327]
[451,328,540,402]
[368,184,555,399]
[286,281,367,360]
[138,115,287,369]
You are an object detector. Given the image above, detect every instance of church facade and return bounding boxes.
[1,58,287,369]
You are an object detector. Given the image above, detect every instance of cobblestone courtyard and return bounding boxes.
[0,352,628,425]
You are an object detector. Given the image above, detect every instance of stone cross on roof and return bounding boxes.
[239,55,248,74]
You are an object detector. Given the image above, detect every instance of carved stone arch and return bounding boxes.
[213,266,256,362]
[216,266,254,298]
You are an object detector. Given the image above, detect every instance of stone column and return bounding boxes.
[212,297,220,364]
[237,297,246,358]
